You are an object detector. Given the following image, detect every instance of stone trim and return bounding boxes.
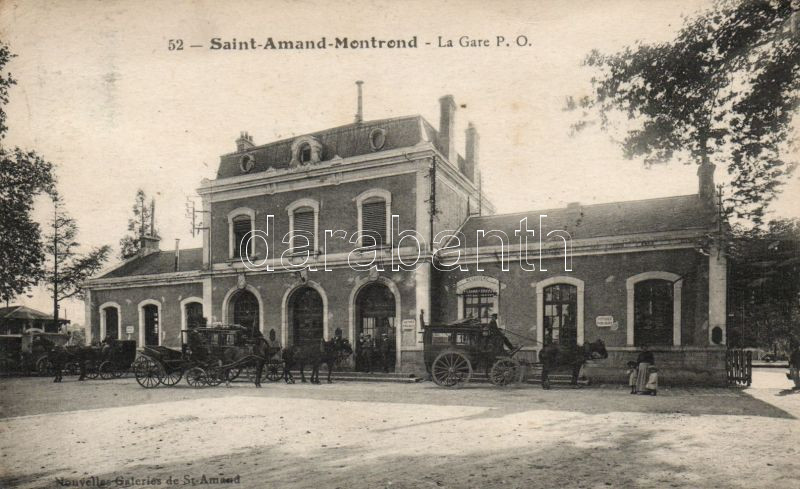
[98,301,122,340]
[280,280,329,347]
[625,271,682,347]
[535,276,585,347]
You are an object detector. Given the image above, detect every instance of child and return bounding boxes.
[643,367,658,396]
[627,361,638,394]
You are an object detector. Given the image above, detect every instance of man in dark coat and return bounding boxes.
[488,314,514,351]
[379,333,392,372]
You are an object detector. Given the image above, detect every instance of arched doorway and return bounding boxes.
[142,304,159,346]
[542,283,577,349]
[634,279,674,346]
[289,287,323,347]
[102,306,119,339]
[230,290,259,336]
[355,283,396,372]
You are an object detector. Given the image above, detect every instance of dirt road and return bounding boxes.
[1,370,798,488]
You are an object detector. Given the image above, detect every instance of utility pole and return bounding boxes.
[52,199,59,326]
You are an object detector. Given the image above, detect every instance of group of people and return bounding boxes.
[356,330,393,373]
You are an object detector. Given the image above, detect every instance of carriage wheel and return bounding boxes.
[432,351,472,388]
[65,362,81,376]
[99,361,116,380]
[85,361,100,379]
[204,366,226,386]
[112,367,125,378]
[490,357,524,387]
[159,366,183,386]
[35,356,53,377]
[185,367,207,388]
[134,357,162,388]
[266,359,284,382]
[226,367,242,382]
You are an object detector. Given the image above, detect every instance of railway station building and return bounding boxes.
[83,93,729,385]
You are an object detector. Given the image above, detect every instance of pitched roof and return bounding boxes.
[0,305,56,320]
[217,115,445,179]
[99,248,204,278]
[457,194,714,246]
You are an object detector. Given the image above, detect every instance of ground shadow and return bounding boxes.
[8,421,780,489]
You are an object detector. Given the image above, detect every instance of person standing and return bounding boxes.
[635,345,655,395]
[788,342,800,390]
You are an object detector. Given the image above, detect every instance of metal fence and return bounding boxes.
[726,349,752,386]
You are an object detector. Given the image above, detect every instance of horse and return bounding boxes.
[282,338,353,384]
[48,345,101,382]
[538,339,608,389]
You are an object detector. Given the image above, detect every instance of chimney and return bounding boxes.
[236,131,254,152]
[463,122,479,182]
[698,160,716,204]
[355,81,364,123]
[174,238,180,272]
[139,235,160,257]
[438,95,456,161]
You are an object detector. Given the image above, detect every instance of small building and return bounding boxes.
[0,305,70,334]
[83,91,728,385]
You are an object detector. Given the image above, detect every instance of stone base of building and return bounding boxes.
[399,350,426,375]
[582,346,728,387]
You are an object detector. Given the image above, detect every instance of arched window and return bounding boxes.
[543,284,577,348]
[287,198,319,253]
[231,290,259,334]
[626,271,682,346]
[634,279,674,346]
[184,302,204,329]
[355,189,391,248]
[101,305,119,340]
[227,207,255,259]
[462,287,496,325]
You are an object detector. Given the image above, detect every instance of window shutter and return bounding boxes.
[293,210,315,251]
[233,217,252,257]
[362,200,386,246]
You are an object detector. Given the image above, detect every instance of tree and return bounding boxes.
[0,41,56,304]
[43,195,111,323]
[118,189,159,260]
[574,0,799,226]
[727,218,800,351]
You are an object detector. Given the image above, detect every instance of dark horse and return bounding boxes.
[538,339,608,389]
[48,344,102,382]
[282,338,353,384]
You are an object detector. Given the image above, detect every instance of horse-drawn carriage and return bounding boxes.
[48,338,137,381]
[0,331,70,375]
[134,324,277,388]
[423,318,528,388]
[423,317,608,389]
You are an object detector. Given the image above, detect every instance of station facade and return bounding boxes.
[83,94,729,384]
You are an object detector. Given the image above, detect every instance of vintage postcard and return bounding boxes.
[1,1,798,488]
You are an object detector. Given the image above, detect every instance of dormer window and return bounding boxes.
[239,154,255,173]
[299,143,312,164]
[290,136,323,166]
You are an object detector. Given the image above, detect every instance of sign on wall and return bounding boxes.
[125,325,134,334]
[401,319,416,331]
[596,316,614,327]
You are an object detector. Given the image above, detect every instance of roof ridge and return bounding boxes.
[220,114,424,157]
[465,194,701,221]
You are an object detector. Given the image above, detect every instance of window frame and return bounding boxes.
[625,271,682,347]
[354,189,392,248]
[286,198,320,254]
[227,207,256,260]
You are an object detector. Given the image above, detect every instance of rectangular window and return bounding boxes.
[293,210,315,252]
[233,218,252,258]
[362,201,387,247]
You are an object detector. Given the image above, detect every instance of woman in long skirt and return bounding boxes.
[635,346,655,394]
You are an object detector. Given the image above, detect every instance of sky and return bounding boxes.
[1,0,798,324]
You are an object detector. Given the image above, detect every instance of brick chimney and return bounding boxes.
[463,122,478,182]
[698,160,716,204]
[139,235,160,257]
[438,95,456,161]
[236,131,254,153]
